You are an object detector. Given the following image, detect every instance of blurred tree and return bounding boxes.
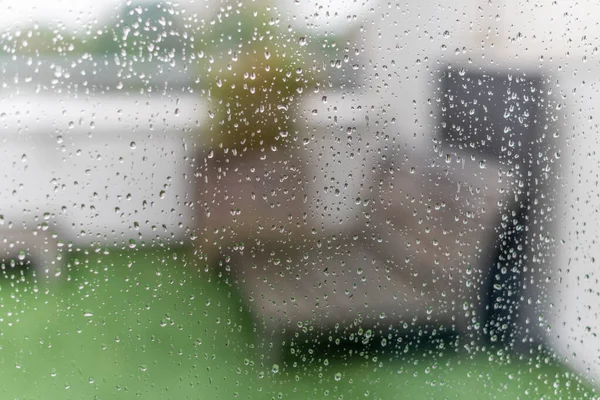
[197,1,322,154]
[0,26,88,56]
[0,1,189,61]
[91,1,188,60]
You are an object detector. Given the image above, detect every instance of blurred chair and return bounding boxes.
[228,152,513,359]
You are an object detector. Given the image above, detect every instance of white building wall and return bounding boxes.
[0,93,203,247]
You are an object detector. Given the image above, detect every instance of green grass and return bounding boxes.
[0,246,596,399]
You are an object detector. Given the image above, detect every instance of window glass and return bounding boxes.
[0,0,597,398]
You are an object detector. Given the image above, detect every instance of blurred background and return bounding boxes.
[0,0,599,398]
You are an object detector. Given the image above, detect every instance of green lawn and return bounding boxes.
[0,246,596,399]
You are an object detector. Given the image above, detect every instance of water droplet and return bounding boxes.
[83,311,94,317]
[130,142,136,150]
[334,372,342,381]
[298,37,307,46]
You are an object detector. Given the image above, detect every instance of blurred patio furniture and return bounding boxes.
[195,65,553,361]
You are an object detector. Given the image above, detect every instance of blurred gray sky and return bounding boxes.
[0,0,122,29]
[0,0,369,34]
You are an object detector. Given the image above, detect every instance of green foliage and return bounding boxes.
[197,1,322,154]
[92,1,187,59]
[1,1,188,59]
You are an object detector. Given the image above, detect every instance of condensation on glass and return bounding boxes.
[0,0,597,399]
